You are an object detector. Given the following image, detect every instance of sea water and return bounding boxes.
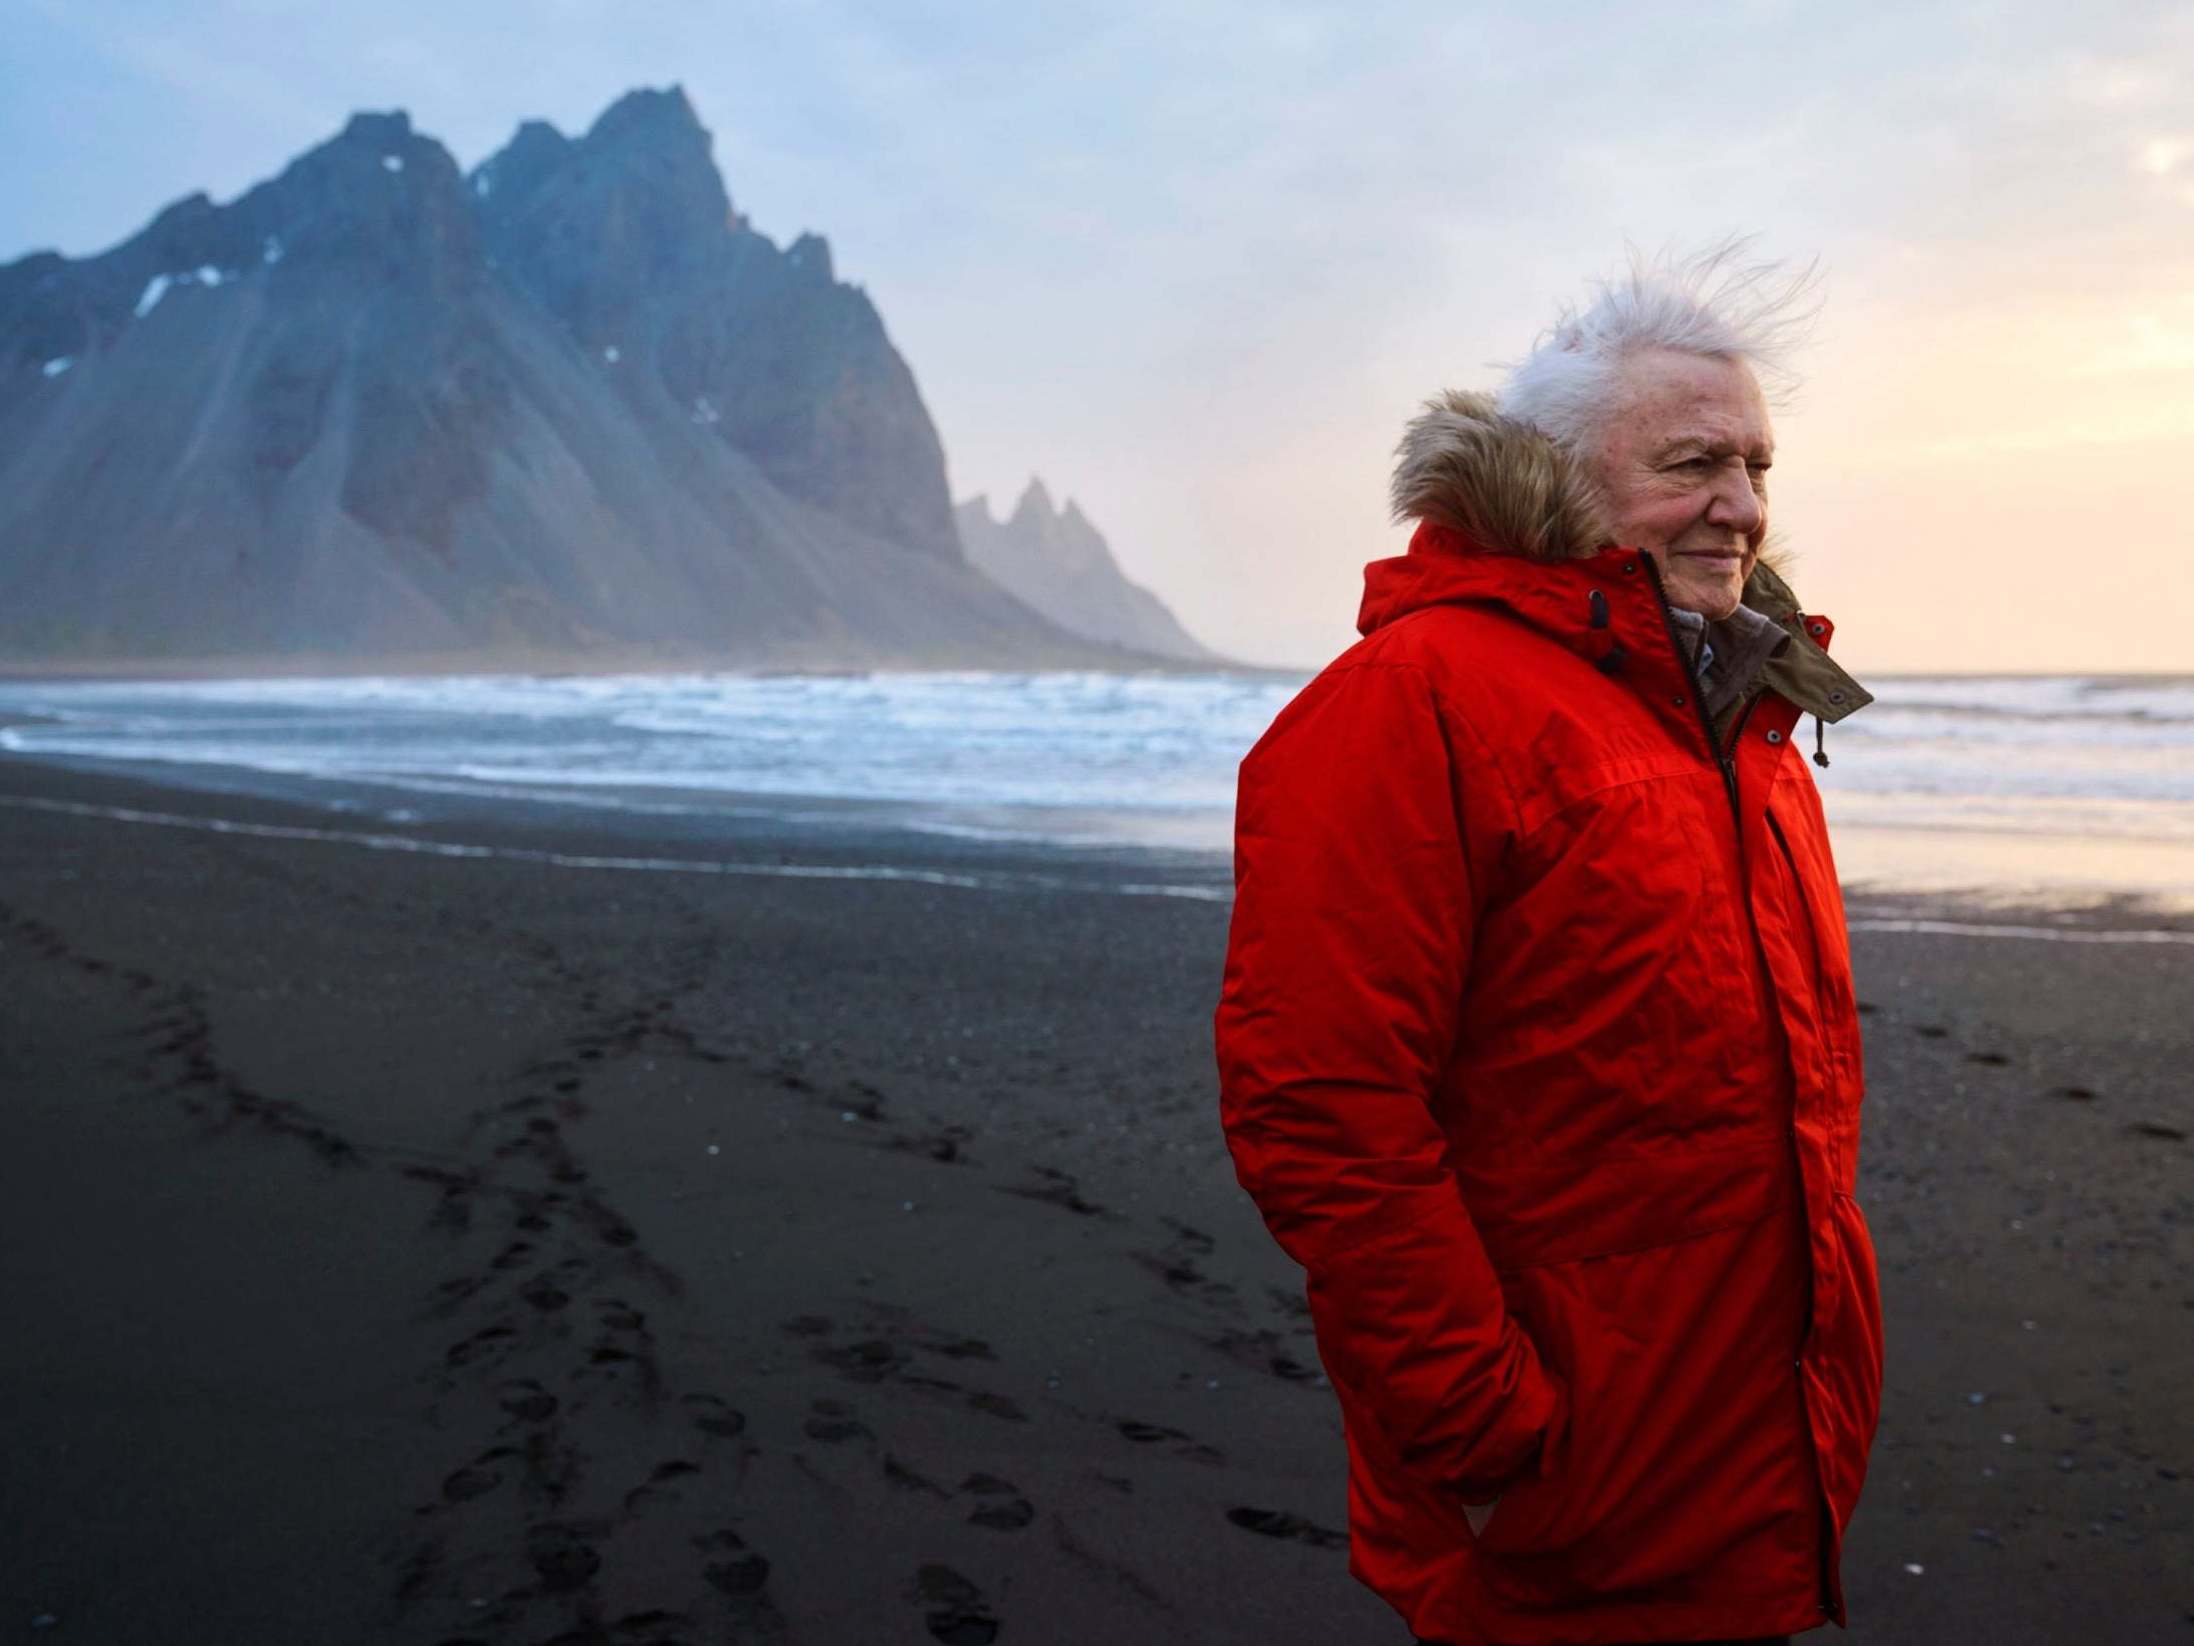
[1,671,2190,910]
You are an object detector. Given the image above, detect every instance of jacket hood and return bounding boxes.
[1386,389,1612,564]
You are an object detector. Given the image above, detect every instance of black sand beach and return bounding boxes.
[0,754,2187,1644]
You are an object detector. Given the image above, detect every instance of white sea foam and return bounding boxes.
[1,672,2189,899]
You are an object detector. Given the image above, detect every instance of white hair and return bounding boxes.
[1496,237,1822,458]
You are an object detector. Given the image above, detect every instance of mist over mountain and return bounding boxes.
[0,86,1206,671]
[956,481,1214,663]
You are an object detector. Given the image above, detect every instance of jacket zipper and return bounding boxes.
[1633,555,1840,1622]
[1635,557,1751,786]
[1764,805,1838,1095]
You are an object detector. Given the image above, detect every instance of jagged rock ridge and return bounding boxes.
[956,481,1213,662]
[0,86,1167,669]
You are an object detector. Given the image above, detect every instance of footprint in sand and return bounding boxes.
[961,1472,1035,1530]
[1265,1284,1312,1320]
[1117,1418,1225,1464]
[681,1391,748,1438]
[623,1458,702,1514]
[889,1123,974,1164]
[1212,1326,1326,1386]
[440,1460,504,1504]
[574,1195,638,1248]
[803,1398,871,1443]
[1135,1250,1209,1291]
[819,1337,911,1382]
[996,1164,1107,1217]
[900,1371,964,1396]
[696,1528,772,1596]
[444,1324,516,1369]
[524,1522,601,1593]
[498,1379,559,1424]
[1226,1505,1348,1550]
[1160,1216,1216,1254]
[520,1278,572,1312]
[914,1564,1000,1644]
[597,1298,646,1332]
[884,1454,952,1497]
[925,1334,994,1361]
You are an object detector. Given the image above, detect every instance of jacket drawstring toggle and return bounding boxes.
[1587,588,1628,674]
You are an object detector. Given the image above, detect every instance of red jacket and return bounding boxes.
[1214,397,1883,1645]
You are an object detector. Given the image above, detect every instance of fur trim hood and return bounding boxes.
[1389,390,1611,561]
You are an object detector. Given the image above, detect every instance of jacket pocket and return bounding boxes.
[1469,1190,1815,1602]
[1469,1381,1576,1557]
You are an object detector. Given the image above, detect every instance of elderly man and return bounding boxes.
[1214,246,1883,1646]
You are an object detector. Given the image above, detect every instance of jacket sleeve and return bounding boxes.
[1214,658,1564,1502]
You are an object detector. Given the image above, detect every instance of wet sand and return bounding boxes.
[0,755,2186,1644]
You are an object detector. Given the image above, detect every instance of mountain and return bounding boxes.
[0,87,1172,670]
[955,481,1214,663]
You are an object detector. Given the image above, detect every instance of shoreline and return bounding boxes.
[3,746,2191,933]
[0,751,1240,901]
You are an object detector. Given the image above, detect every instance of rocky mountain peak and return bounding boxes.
[1009,477,1058,524]
[786,232,834,283]
[474,84,731,264]
[957,482,1214,662]
[469,120,570,205]
[338,110,414,148]
[585,85,705,151]
[0,86,1167,667]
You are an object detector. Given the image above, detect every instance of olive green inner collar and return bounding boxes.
[1742,561,1875,725]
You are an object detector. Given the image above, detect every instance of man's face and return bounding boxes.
[1585,348,1774,621]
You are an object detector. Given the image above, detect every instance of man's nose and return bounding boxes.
[1705,465,1764,535]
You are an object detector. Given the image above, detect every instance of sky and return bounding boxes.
[6,0,2193,673]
